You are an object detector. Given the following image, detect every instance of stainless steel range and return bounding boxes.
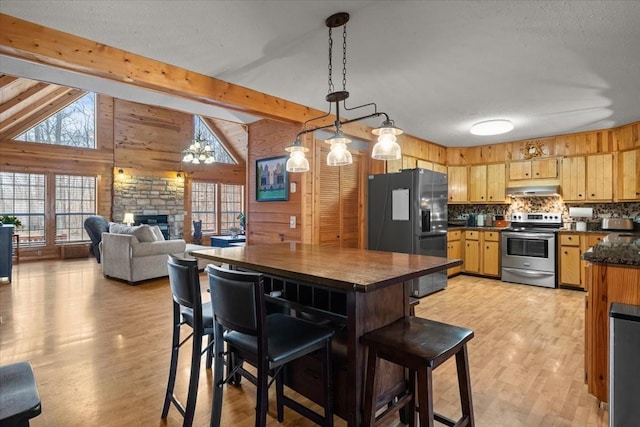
[501,212,563,288]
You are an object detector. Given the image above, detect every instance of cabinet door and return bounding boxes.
[447,239,462,277]
[432,163,447,174]
[560,246,582,287]
[463,240,480,274]
[617,148,640,201]
[482,241,500,276]
[317,149,362,248]
[509,161,532,180]
[403,156,417,170]
[486,163,506,202]
[532,158,558,178]
[587,154,613,201]
[447,166,468,203]
[468,165,487,202]
[561,157,586,201]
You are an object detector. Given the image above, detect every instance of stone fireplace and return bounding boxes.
[112,174,185,239]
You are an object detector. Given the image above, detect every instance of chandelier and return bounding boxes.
[285,12,403,173]
[182,133,215,164]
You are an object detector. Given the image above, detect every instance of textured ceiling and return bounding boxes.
[1,0,639,147]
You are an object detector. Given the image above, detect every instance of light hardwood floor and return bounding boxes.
[0,259,608,426]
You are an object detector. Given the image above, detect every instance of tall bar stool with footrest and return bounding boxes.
[207,264,335,427]
[361,316,475,427]
[161,254,214,427]
[0,361,42,427]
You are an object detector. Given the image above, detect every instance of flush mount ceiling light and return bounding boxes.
[182,132,215,165]
[470,119,514,136]
[285,12,402,172]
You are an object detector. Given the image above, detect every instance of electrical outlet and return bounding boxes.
[289,216,296,229]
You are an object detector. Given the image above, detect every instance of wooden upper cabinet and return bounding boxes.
[532,158,558,179]
[509,161,532,180]
[617,148,640,201]
[509,159,557,180]
[468,165,488,202]
[586,154,613,201]
[486,163,507,203]
[561,157,586,201]
[447,166,468,203]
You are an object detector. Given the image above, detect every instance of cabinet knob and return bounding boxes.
[525,173,529,176]
[568,237,572,240]
[564,251,568,254]
[536,172,539,176]
[486,246,490,250]
[591,193,595,197]
[578,194,583,197]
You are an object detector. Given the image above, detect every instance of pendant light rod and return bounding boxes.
[295,110,390,141]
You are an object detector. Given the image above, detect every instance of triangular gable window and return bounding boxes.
[195,116,236,164]
[16,92,96,148]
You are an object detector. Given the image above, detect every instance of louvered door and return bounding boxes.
[316,147,362,248]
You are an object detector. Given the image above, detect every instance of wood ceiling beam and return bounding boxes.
[0,14,329,126]
[0,74,18,89]
[0,81,50,115]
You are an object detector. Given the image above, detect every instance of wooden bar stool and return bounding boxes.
[361,317,475,427]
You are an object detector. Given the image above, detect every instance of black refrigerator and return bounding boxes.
[367,168,448,297]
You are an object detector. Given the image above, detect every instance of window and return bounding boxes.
[191,181,244,235]
[16,92,96,148]
[0,172,46,246]
[192,181,218,234]
[220,184,244,232]
[194,116,235,164]
[55,175,96,242]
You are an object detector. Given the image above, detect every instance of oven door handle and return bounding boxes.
[502,267,555,277]
[503,232,555,239]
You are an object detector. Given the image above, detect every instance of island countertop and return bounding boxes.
[582,232,640,267]
[190,242,462,292]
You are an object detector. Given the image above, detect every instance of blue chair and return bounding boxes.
[0,361,41,427]
[83,215,109,263]
[161,254,214,427]
[207,264,335,427]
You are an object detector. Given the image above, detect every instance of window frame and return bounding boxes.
[190,180,244,236]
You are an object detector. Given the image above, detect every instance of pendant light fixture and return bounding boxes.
[285,12,402,172]
[182,132,216,165]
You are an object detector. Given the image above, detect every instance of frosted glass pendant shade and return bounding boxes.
[285,139,310,172]
[372,128,402,160]
[327,142,353,166]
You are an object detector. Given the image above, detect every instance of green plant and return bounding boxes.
[1,215,22,228]
[237,212,246,229]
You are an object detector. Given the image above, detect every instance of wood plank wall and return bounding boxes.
[247,119,304,245]
[446,122,640,165]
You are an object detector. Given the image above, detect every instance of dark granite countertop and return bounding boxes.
[558,229,608,234]
[582,233,640,267]
[448,226,507,232]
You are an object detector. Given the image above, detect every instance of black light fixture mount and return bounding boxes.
[285,12,403,172]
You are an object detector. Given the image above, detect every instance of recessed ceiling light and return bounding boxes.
[470,119,514,136]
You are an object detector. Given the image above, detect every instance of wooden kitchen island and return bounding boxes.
[190,242,462,426]
[582,233,640,403]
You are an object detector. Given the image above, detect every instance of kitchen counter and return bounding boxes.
[558,229,607,234]
[447,226,507,232]
[582,233,640,267]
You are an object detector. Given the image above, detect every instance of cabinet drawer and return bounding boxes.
[586,234,606,247]
[464,230,479,240]
[483,231,500,242]
[448,230,461,241]
[560,234,580,246]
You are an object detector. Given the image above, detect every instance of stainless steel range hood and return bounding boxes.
[506,185,561,197]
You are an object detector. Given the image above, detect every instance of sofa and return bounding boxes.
[99,223,209,284]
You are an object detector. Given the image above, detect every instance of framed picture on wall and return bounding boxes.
[256,156,289,201]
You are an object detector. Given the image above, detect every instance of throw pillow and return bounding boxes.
[132,224,156,243]
[150,225,165,241]
[109,223,139,235]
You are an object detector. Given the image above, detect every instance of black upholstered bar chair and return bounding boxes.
[161,254,214,427]
[0,361,41,427]
[206,264,335,427]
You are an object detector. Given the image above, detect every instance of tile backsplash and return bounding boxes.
[448,198,640,227]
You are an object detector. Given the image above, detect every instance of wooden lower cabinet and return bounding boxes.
[584,263,640,402]
[559,233,607,290]
[462,230,500,277]
[481,231,501,277]
[447,230,462,277]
